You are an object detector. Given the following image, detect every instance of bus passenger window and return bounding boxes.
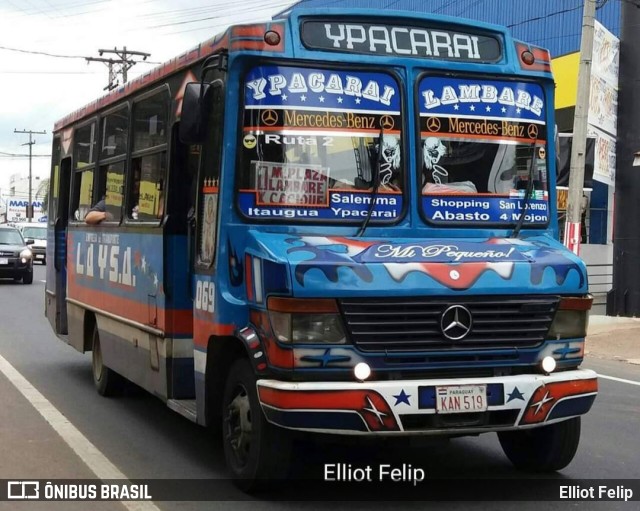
[128,153,166,221]
[71,122,97,221]
[101,161,124,222]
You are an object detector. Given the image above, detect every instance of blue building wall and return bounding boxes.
[287,0,621,58]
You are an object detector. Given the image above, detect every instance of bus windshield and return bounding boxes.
[418,76,549,227]
[237,64,404,223]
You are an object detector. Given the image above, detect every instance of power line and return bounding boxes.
[507,4,584,29]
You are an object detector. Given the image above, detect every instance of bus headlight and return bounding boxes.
[268,298,347,344]
[548,296,592,339]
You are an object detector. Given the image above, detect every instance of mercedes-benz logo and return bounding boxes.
[440,305,473,341]
[527,124,539,139]
[261,109,278,126]
[380,115,395,130]
[425,117,441,132]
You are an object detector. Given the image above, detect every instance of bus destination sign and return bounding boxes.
[301,20,502,62]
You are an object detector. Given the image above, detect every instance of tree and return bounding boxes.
[36,177,49,214]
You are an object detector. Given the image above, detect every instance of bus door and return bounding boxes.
[45,138,71,337]
[164,125,199,399]
[191,78,225,391]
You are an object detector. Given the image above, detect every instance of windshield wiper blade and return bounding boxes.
[355,125,384,237]
[510,142,537,238]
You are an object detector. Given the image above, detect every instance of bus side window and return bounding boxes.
[99,106,129,222]
[128,90,169,221]
[70,121,97,221]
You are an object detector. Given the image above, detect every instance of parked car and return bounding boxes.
[0,225,34,284]
[14,222,47,264]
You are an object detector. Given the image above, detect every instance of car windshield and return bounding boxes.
[0,230,24,245]
[21,227,46,240]
[418,76,549,227]
[237,64,404,223]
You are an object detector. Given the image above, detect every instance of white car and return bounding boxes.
[14,222,47,264]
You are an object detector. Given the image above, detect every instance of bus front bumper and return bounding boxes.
[257,369,597,435]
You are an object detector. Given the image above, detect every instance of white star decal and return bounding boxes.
[486,106,491,112]
[531,391,554,415]
[300,95,306,102]
[141,256,147,272]
[516,107,522,114]
[469,105,476,111]
[319,95,325,103]
[281,93,288,101]
[501,107,507,113]
[363,395,387,425]
[355,98,361,104]
[337,97,343,103]
[453,104,459,110]
[153,274,159,288]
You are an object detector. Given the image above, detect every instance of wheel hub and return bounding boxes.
[225,385,252,467]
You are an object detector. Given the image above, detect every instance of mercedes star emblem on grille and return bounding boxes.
[440,305,473,341]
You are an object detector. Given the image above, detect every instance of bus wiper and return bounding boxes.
[510,142,537,238]
[355,125,384,237]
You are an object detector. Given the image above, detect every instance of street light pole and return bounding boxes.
[14,129,46,222]
[564,0,596,255]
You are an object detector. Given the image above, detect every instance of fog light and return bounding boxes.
[541,356,556,374]
[354,362,371,381]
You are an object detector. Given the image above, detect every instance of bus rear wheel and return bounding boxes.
[498,417,581,472]
[91,325,123,397]
[222,358,291,491]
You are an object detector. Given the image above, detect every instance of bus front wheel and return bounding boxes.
[222,358,291,491]
[498,417,581,472]
[91,325,123,397]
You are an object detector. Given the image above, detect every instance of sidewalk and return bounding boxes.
[586,315,640,365]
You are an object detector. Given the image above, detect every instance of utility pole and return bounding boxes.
[564,0,596,255]
[14,129,46,222]
[86,47,150,91]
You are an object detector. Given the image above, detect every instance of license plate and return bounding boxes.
[436,385,487,414]
[0,258,7,265]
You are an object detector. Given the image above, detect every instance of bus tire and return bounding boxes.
[222,358,291,492]
[91,325,123,397]
[498,417,581,472]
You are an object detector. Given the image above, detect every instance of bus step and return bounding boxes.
[167,399,198,423]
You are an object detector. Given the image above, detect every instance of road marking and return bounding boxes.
[598,373,640,386]
[0,353,162,511]
[40,280,46,283]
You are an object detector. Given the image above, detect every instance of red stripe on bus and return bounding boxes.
[193,317,235,348]
[230,40,284,52]
[67,277,193,335]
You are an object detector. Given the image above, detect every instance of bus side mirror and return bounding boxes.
[179,83,212,145]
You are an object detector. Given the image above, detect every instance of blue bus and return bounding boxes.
[46,7,597,489]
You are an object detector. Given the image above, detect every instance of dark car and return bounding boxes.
[0,226,34,284]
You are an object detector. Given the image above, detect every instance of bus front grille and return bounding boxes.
[338,295,560,353]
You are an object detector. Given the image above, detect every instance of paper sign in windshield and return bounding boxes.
[254,161,329,207]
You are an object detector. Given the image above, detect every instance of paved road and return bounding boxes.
[0,265,638,509]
